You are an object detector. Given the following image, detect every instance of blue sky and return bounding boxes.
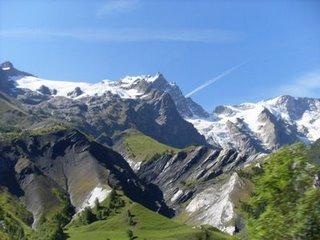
[0,0,319,110]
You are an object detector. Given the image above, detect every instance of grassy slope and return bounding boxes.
[67,204,196,240]
[0,187,74,240]
[239,143,320,240]
[122,130,194,162]
[0,189,34,239]
[0,92,28,134]
[0,92,27,116]
[67,193,231,240]
[0,123,69,142]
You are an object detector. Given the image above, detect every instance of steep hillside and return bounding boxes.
[131,144,253,234]
[0,92,32,133]
[113,129,197,168]
[0,188,34,240]
[0,127,173,229]
[0,125,232,240]
[66,191,231,240]
[113,129,182,169]
[112,129,256,234]
[0,178,232,240]
[239,142,320,239]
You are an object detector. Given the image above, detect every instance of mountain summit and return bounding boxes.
[0,62,206,148]
[188,95,320,154]
[2,62,208,118]
[0,61,32,94]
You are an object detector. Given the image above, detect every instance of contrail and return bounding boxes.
[185,59,250,97]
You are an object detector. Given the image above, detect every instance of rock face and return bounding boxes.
[187,95,320,154]
[257,108,298,149]
[36,85,57,95]
[134,146,253,233]
[67,87,83,98]
[0,61,32,94]
[143,73,209,118]
[185,173,248,234]
[0,129,173,227]
[225,120,265,155]
[25,89,206,148]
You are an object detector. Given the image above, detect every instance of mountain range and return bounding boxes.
[0,61,319,240]
[3,61,319,153]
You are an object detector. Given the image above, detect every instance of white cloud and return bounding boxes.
[279,70,320,97]
[0,28,242,43]
[96,0,139,17]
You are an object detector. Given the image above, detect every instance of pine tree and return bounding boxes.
[127,210,135,226]
[80,207,96,224]
[94,198,100,211]
[127,229,134,240]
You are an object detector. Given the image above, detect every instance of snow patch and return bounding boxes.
[17,76,91,96]
[15,74,163,99]
[296,110,320,141]
[78,186,110,213]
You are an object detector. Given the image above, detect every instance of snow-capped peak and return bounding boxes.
[187,95,320,153]
[4,61,207,118]
[15,73,168,100]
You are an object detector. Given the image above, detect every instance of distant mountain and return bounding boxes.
[0,62,206,148]
[14,69,208,118]
[3,61,320,154]
[187,95,320,154]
